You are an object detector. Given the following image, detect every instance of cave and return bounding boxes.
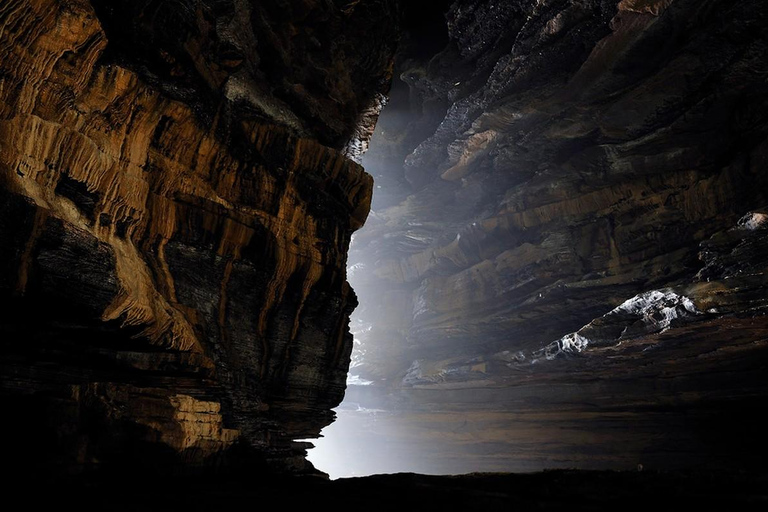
[1,0,767,509]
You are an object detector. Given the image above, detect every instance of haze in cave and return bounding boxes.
[1,0,767,508]
[305,0,768,479]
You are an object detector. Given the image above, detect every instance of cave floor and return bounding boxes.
[17,470,768,511]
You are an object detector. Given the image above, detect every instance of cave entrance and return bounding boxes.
[303,1,455,479]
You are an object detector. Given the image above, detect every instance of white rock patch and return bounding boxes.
[536,289,701,361]
[737,211,768,231]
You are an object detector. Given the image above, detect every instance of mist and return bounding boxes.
[304,0,768,479]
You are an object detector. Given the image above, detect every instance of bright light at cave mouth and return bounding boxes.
[300,299,397,479]
[300,168,417,480]
[301,3,458,479]
[299,115,407,479]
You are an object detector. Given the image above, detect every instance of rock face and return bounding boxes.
[3,0,768,479]
[0,0,395,475]
[340,0,768,473]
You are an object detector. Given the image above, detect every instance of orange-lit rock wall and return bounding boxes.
[0,0,394,475]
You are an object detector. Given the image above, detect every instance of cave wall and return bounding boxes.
[354,0,768,383]
[3,0,768,478]
[0,0,396,476]
[342,0,768,472]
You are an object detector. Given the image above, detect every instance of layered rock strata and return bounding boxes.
[353,0,768,387]
[0,0,395,475]
[340,0,768,473]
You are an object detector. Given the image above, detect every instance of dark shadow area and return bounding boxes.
[8,470,768,511]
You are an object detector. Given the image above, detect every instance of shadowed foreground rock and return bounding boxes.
[13,470,768,512]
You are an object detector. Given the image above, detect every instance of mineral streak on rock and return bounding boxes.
[0,0,394,475]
